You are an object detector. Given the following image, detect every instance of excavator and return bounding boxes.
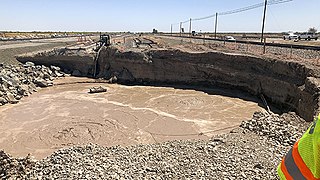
[97,33,111,49]
[94,33,111,77]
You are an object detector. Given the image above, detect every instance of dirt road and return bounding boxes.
[0,37,81,65]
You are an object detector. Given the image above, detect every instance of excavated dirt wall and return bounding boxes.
[17,47,320,121]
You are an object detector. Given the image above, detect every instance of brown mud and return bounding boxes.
[0,77,264,159]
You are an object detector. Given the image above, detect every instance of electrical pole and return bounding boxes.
[180,22,182,36]
[214,12,218,39]
[189,18,192,37]
[171,24,173,36]
[261,0,268,43]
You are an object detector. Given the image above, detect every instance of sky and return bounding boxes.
[0,0,319,33]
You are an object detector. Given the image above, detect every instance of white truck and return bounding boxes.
[298,32,318,40]
[283,32,298,40]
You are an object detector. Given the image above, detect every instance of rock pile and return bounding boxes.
[0,151,35,179]
[0,62,65,106]
[240,112,311,146]
[0,111,311,179]
[27,133,283,179]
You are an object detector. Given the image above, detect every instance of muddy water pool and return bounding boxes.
[0,78,265,159]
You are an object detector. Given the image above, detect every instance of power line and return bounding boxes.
[171,0,293,36]
[193,14,217,21]
[218,2,265,16]
[217,0,292,17]
[269,0,293,5]
[217,0,292,16]
[173,0,293,24]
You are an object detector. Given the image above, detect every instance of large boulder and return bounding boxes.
[34,79,52,88]
[0,75,19,87]
[17,85,30,96]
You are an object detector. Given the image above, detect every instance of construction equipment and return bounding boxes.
[94,33,111,77]
[95,33,111,52]
[99,34,111,47]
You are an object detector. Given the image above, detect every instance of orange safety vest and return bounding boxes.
[278,114,320,180]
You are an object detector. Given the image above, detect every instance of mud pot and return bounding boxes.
[0,77,264,159]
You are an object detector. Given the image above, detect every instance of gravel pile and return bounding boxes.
[0,111,312,179]
[240,111,310,146]
[0,62,65,106]
[0,151,35,179]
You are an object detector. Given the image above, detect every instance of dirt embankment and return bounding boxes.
[100,48,320,121]
[17,47,320,121]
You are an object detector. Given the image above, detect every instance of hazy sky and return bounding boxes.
[1,0,319,32]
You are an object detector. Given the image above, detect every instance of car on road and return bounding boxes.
[283,32,298,40]
[298,32,318,40]
[225,36,236,41]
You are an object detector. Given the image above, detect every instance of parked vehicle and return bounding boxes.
[283,32,298,40]
[298,32,318,40]
[191,31,199,36]
[225,36,236,41]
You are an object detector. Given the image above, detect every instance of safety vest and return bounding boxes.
[278,114,320,180]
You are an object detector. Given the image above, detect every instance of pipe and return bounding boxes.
[93,42,105,78]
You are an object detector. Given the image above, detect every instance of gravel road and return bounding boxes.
[156,36,320,67]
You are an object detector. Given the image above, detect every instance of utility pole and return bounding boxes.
[171,24,173,36]
[261,0,268,43]
[189,18,192,37]
[180,22,182,36]
[214,12,218,39]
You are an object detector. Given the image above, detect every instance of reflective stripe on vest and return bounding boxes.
[280,141,306,179]
[278,114,320,179]
[298,119,320,178]
[280,140,320,180]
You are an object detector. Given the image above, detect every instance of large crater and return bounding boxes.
[17,46,320,121]
[0,77,263,159]
[12,43,320,159]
